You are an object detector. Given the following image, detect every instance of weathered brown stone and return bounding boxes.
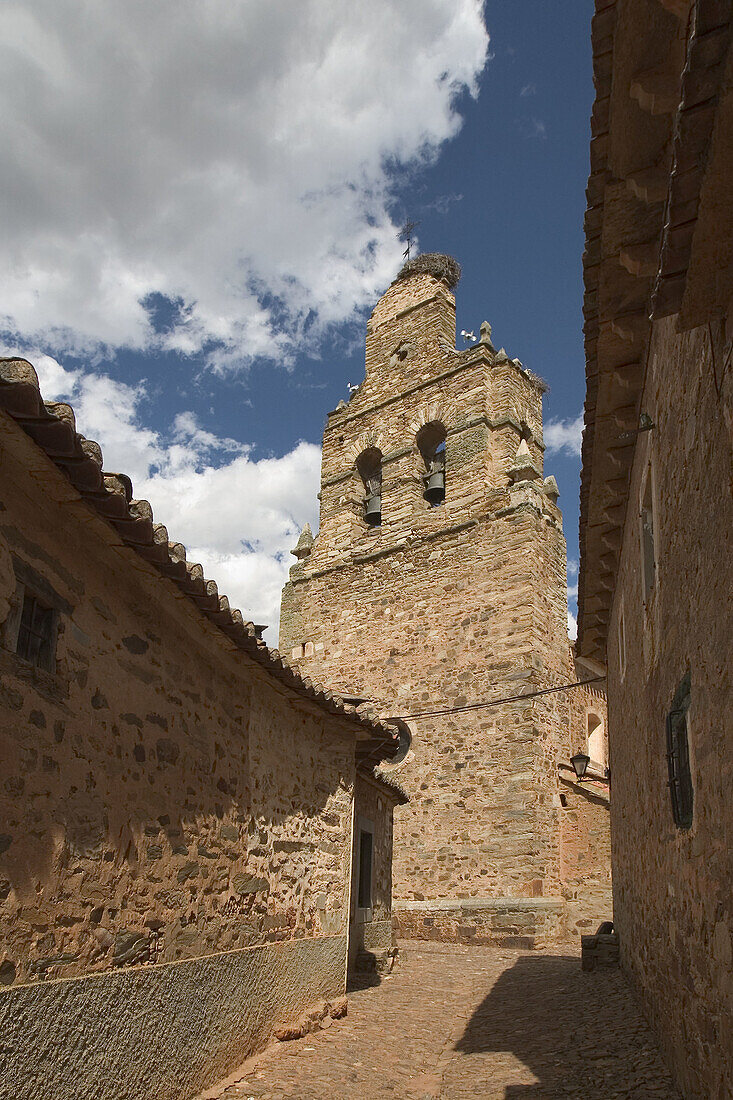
[281,259,610,944]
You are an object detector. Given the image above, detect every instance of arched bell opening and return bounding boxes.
[356,447,382,526]
[417,421,447,506]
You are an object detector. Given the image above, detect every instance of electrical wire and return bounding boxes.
[389,676,605,722]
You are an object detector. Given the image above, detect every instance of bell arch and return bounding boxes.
[355,446,383,527]
[416,420,447,506]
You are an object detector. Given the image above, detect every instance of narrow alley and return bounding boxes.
[206,942,680,1100]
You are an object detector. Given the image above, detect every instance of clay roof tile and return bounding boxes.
[0,356,398,760]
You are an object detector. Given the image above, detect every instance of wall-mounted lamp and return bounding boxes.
[570,752,591,781]
[618,411,656,442]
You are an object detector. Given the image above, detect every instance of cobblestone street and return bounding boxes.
[206,942,680,1100]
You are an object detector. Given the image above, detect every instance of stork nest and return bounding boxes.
[396,253,461,289]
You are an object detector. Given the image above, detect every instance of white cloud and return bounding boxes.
[32,355,320,641]
[544,413,584,457]
[0,1,489,368]
[567,611,577,640]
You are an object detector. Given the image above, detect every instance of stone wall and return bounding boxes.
[606,316,733,1099]
[281,263,610,942]
[558,773,612,937]
[0,415,360,1097]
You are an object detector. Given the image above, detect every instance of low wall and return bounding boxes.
[394,897,566,948]
[0,934,346,1100]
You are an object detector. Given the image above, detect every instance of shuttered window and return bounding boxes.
[16,591,56,671]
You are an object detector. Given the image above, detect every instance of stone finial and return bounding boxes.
[479,321,495,350]
[494,347,510,363]
[508,438,541,483]
[291,523,314,560]
[543,475,560,502]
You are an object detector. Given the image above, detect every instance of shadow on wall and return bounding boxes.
[452,954,681,1099]
[558,776,610,809]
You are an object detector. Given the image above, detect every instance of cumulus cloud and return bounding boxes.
[567,611,577,641]
[544,413,584,457]
[0,0,489,368]
[32,355,321,640]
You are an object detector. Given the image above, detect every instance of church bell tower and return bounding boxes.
[280,253,576,944]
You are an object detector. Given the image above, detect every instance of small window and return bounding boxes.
[16,591,56,670]
[666,673,693,830]
[357,829,373,910]
[640,463,656,602]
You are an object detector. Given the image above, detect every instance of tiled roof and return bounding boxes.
[0,356,399,764]
[371,767,410,805]
[577,0,732,663]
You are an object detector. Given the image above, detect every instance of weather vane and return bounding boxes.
[398,219,420,261]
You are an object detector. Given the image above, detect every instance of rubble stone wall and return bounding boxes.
[606,316,733,1100]
[281,267,610,942]
[558,775,612,936]
[0,419,356,1096]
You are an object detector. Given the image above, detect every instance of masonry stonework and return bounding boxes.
[577,4,733,1095]
[348,770,406,975]
[605,320,733,1099]
[0,367,399,1100]
[281,257,611,944]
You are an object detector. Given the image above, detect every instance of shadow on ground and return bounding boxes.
[346,948,386,992]
[452,953,680,1099]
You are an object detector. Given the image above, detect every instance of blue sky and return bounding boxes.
[1,1,593,637]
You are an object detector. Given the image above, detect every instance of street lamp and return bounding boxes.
[570,752,591,781]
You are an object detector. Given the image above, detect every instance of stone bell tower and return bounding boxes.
[280,253,580,944]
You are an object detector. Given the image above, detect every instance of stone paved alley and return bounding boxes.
[205,942,680,1100]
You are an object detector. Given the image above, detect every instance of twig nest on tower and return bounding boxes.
[396,253,461,289]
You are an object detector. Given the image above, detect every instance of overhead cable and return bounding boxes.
[389,676,605,722]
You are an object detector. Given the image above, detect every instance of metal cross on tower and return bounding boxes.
[398,220,420,261]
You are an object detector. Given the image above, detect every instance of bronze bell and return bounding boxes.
[424,467,445,505]
[364,491,382,525]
